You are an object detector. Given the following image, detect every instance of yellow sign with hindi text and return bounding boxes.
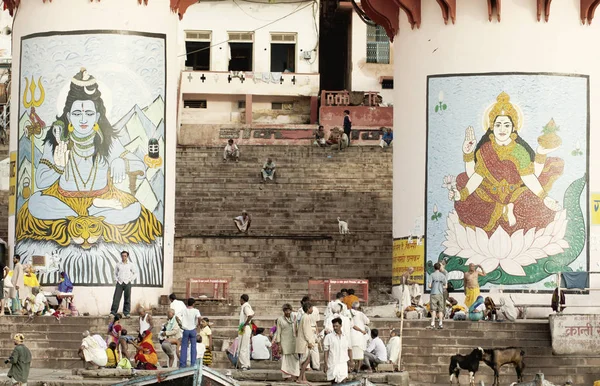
[392,238,425,285]
[592,193,600,225]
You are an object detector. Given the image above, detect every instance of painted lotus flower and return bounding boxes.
[443,210,569,276]
[442,175,456,190]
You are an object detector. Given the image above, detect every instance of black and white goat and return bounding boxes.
[448,347,484,386]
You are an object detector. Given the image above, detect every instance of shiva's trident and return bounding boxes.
[22,76,45,194]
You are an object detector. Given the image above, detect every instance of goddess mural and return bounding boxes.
[448,92,564,236]
[17,68,163,249]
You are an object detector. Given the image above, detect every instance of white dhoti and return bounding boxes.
[308,327,320,370]
[400,284,421,308]
[281,354,300,378]
[387,336,400,364]
[327,362,349,383]
[309,344,320,370]
[350,330,366,360]
[238,326,252,369]
[234,219,250,232]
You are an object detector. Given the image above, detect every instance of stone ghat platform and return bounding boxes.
[0,315,598,385]
[173,145,393,315]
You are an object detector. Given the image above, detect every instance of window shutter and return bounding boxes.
[271,33,297,43]
[186,31,212,42]
[229,32,254,42]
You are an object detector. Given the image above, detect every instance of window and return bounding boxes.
[271,102,293,110]
[228,32,254,71]
[185,31,211,71]
[270,33,297,72]
[238,101,246,109]
[366,25,390,64]
[184,100,207,109]
[381,78,394,89]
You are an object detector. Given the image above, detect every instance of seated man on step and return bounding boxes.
[223,139,240,162]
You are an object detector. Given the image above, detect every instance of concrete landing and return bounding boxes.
[0,369,116,385]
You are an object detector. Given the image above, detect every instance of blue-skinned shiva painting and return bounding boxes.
[426,73,588,291]
[16,31,166,286]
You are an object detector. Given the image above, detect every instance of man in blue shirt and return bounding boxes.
[380,128,393,149]
[428,262,447,329]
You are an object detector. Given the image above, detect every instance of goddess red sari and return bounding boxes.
[455,137,563,236]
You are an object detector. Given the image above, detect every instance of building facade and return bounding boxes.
[178,0,320,146]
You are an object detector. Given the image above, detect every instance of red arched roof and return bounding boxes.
[360,0,596,41]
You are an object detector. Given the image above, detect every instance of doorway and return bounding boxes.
[319,6,351,91]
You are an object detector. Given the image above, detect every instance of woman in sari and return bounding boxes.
[57,271,73,293]
[134,331,158,370]
[106,314,122,346]
[450,92,563,236]
[57,271,74,308]
[468,296,485,321]
[199,317,213,367]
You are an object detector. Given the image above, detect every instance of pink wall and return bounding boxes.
[319,106,393,129]
[179,123,393,146]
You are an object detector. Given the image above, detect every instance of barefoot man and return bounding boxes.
[464,263,486,308]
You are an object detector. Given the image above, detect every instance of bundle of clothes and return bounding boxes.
[406,294,518,322]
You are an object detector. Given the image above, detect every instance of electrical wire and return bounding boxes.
[179,1,313,58]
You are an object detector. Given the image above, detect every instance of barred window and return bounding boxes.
[366,24,390,64]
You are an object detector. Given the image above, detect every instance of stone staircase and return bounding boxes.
[173,146,393,315]
[2,315,597,385]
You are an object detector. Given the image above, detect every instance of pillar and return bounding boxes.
[10,0,180,314]
[245,94,253,125]
[390,0,597,310]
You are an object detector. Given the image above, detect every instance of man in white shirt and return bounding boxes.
[169,293,186,319]
[223,139,240,162]
[251,328,272,360]
[233,210,252,234]
[110,251,137,318]
[238,294,254,370]
[179,298,201,368]
[24,287,49,315]
[349,302,370,372]
[297,296,321,370]
[386,329,400,367]
[363,329,387,372]
[323,317,352,383]
[325,292,348,319]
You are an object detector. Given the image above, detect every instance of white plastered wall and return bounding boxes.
[10,0,178,315]
[393,0,600,316]
[179,1,319,74]
[350,7,394,105]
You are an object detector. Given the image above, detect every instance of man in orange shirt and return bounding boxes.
[343,289,359,311]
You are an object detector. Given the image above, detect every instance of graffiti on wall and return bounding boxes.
[16,31,166,286]
[425,73,589,291]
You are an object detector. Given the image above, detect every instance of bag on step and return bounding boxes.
[117,357,132,369]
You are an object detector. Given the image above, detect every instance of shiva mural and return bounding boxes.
[16,31,166,286]
[425,74,588,291]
